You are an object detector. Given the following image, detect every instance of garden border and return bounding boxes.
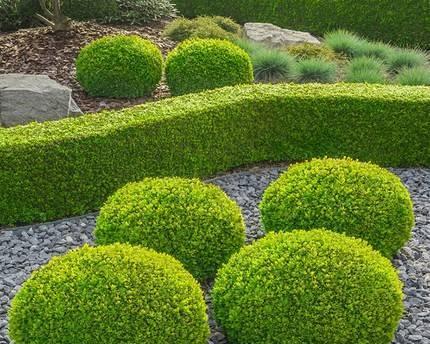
[0,83,429,225]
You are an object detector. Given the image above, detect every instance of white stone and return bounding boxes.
[0,74,82,128]
[244,22,321,48]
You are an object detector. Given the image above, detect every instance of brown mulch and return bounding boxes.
[0,21,177,113]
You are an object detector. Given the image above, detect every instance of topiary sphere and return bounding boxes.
[212,230,404,344]
[260,158,414,257]
[165,38,253,95]
[76,35,163,98]
[95,177,245,280]
[8,244,209,344]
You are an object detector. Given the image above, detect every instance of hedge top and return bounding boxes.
[212,229,404,344]
[1,83,428,147]
[8,243,209,344]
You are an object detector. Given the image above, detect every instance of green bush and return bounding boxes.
[252,49,296,83]
[345,57,387,84]
[0,83,429,226]
[172,0,429,48]
[163,16,239,42]
[95,177,245,280]
[292,58,337,83]
[395,67,430,86]
[76,35,163,98]
[0,0,21,31]
[212,230,404,344]
[260,158,414,257]
[14,0,175,27]
[165,38,253,95]
[386,48,428,73]
[285,43,337,61]
[8,244,209,344]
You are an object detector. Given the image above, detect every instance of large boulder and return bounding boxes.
[0,74,82,128]
[244,23,321,48]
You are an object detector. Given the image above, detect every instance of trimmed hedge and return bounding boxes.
[165,38,253,95]
[260,158,414,257]
[173,0,430,48]
[76,35,163,98]
[0,83,429,225]
[95,177,245,279]
[212,230,404,344]
[8,244,209,344]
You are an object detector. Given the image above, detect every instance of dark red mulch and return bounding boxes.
[0,21,177,113]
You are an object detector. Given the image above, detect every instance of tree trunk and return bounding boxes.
[36,0,72,32]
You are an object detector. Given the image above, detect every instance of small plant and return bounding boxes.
[213,230,404,344]
[353,40,394,60]
[163,16,240,42]
[345,56,387,84]
[76,35,163,98]
[324,29,364,57]
[285,43,337,61]
[252,49,296,83]
[292,58,337,83]
[395,66,430,86]
[95,177,245,280]
[260,158,414,257]
[165,38,253,95]
[386,48,428,72]
[8,244,210,344]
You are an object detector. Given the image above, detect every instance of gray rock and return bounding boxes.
[0,74,82,128]
[243,22,321,48]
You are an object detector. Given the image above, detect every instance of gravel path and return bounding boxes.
[1,165,429,344]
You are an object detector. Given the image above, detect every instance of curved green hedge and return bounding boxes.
[174,0,430,48]
[0,83,429,225]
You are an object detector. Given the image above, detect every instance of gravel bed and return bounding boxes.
[0,165,429,344]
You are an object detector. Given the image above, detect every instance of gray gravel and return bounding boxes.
[0,165,429,344]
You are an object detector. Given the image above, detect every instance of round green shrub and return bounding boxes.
[8,244,209,344]
[212,229,404,344]
[76,35,163,98]
[165,38,253,95]
[260,158,414,257]
[95,177,245,279]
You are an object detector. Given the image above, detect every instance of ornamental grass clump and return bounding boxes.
[395,66,430,86]
[76,35,163,98]
[165,38,253,95]
[252,49,296,83]
[324,29,364,57]
[8,244,209,344]
[260,158,414,257]
[386,48,428,72]
[292,58,337,83]
[213,230,404,344]
[345,56,387,84]
[95,177,245,280]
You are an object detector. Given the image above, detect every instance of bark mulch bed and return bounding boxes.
[0,21,177,113]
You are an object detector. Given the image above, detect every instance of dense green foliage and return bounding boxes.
[95,178,245,279]
[76,35,163,98]
[212,230,404,344]
[0,0,22,31]
[386,49,428,73]
[173,0,429,48]
[165,38,253,95]
[0,83,429,225]
[285,43,337,61]
[163,16,239,42]
[9,244,209,344]
[292,58,337,83]
[345,57,387,84]
[260,158,414,257]
[396,67,430,86]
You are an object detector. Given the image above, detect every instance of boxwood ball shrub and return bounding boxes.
[260,158,414,257]
[165,38,253,95]
[212,230,404,344]
[76,35,163,98]
[8,244,209,344]
[95,178,245,280]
